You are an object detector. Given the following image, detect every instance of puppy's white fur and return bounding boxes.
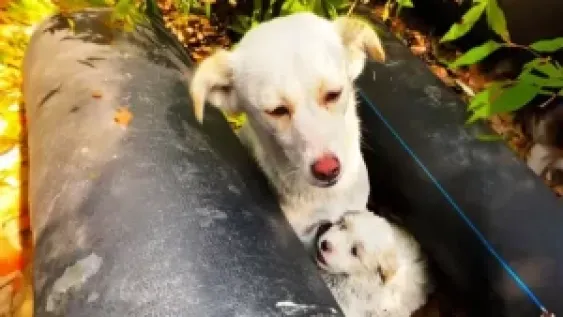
[189,13,386,245]
[315,211,432,317]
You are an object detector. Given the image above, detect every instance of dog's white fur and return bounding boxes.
[189,13,386,245]
[315,210,432,317]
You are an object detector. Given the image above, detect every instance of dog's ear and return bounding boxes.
[333,16,386,79]
[189,49,239,124]
[376,248,398,284]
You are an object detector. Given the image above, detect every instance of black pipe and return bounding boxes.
[357,16,563,317]
[23,9,343,317]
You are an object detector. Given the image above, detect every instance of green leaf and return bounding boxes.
[397,0,414,8]
[281,0,310,15]
[518,71,563,88]
[534,62,563,79]
[466,106,488,124]
[476,133,504,142]
[529,38,563,53]
[521,58,547,72]
[488,81,542,114]
[323,0,349,11]
[440,2,486,43]
[397,0,414,14]
[467,82,505,111]
[468,87,492,111]
[229,15,253,34]
[449,40,502,69]
[325,3,338,19]
[485,0,510,42]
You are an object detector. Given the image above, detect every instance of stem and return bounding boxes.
[205,2,210,18]
[252,0,261,22]
[260,0,268,22]
[271,0,284,17]
[395,4,403,18]
[320,0,333,18]
[502,42,542,58]
[381,0,393,21]
[537,93,557,108]
[346,0,358,16]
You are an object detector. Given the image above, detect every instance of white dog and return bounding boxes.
[314,210,432,317]
[189,12,386,246]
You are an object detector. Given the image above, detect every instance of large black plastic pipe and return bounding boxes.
[23,9,343,317]
[357,18,563,317]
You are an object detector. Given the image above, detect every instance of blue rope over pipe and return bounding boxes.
[358,90,548,314]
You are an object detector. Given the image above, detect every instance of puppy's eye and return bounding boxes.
[265,106,290,117]
[324,90,342,104]
[351,246,359,257]
[339,222,347,230]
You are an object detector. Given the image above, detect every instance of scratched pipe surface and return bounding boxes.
[22,9,343,317]
[355,14,563,317]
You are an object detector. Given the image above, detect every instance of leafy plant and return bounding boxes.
[438,0,563,124]
[439,0,508,44]
[465,50,563,124]
[173,0,213,18]
[52,0,147,31]
[229,0,352,35]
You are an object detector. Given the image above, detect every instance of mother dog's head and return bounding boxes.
[190,13,385,188]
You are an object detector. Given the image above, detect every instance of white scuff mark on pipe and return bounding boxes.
[46,253,103,312]
[275,300,332,316]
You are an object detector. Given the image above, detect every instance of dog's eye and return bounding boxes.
[211,85,232,94]
[265,106,290,117]
[351,246,359,257]
[324,90,342,104]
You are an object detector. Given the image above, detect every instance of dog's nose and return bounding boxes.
[320,240,332,252]
[311,154,340,182]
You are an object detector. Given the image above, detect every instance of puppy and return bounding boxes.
[314,210,431,317]
[189,13,386,246]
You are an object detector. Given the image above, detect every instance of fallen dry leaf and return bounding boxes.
[553,185,563,197]
[91,90,103,98]
[410,45,427,56]
[114,107,133,127]
[429,65,455,86]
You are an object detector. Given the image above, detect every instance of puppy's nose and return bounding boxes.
[311,154,341,182]
[320,240,332,252]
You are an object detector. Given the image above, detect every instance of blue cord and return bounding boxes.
[358,89,547,313]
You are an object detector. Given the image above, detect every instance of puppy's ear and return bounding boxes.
[189,49,239,124]
[377,249,398,284]
[333,16,386,79]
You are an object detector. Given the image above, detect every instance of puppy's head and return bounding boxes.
[315,211,398,283]
[190,13,385,188]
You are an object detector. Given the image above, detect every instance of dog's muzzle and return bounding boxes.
[310,154,341,187]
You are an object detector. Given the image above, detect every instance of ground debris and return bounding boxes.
[114,107,133,128]
[91,90,103,98]
[157,0,231,62]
